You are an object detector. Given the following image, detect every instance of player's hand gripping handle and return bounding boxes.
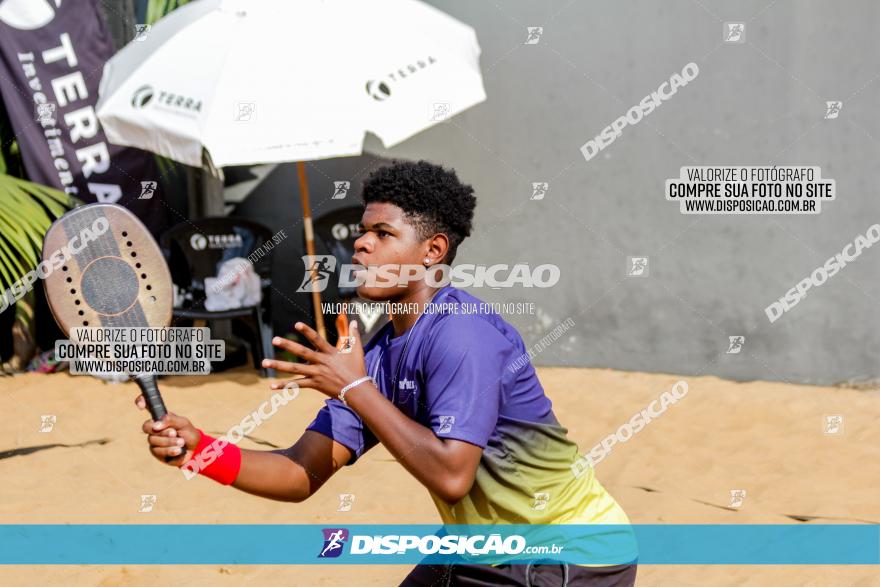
[134,374,176,463]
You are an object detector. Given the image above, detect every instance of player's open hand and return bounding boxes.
[135,394,200,466]
[264,320,368,400]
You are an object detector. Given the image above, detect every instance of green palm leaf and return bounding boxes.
[146,0,191,25]
[0,174,78,292]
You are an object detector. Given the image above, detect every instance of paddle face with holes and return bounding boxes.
[42,203,173,420]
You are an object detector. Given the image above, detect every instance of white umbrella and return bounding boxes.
[96,0,486,337]
[96,0,485,167]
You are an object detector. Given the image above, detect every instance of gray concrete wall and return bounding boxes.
[354,0,879,386]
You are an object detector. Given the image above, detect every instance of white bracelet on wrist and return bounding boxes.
[338,376,373,405]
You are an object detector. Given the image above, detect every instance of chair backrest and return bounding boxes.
[311,206,364,298]
[161,217,274,291]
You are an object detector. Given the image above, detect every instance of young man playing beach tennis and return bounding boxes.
[137,160,637,585]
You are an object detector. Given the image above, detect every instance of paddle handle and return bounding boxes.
[134,374,167,421]
[134,374,179,463]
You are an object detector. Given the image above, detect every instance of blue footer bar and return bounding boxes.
[0,524,877,565]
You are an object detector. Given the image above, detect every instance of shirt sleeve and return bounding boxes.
[306,398,378,465]
[421,313,507,448]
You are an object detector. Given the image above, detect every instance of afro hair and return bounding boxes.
[361,160,476,263]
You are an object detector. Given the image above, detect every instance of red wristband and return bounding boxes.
[179,429,242,485]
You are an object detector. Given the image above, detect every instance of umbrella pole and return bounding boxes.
[296,161,327,340]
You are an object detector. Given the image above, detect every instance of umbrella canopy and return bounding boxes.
[95,0,486,167]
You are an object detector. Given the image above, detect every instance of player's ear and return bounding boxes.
[425,233,449,266]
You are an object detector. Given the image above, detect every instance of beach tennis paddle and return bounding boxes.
[41,203,174,421]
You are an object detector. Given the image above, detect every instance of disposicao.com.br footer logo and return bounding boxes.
[315,527,562,560]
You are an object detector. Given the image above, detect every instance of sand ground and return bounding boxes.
[0,366,878,586]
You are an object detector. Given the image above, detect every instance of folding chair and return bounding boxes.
[161,217,276,377]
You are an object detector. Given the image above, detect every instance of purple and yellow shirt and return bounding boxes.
[308,286,631,532]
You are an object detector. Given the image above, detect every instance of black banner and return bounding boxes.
[0,0,168,236]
